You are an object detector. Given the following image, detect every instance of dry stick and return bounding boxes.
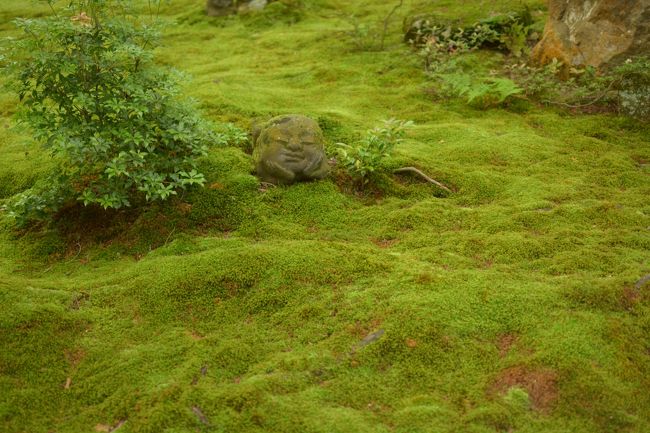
[393,167,453,193]
[541,78,620,109]
[110,420,127,432]
[192,406,211,426]
[162,226,176,247]
[380,0,404,50]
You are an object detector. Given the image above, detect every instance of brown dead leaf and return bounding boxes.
[71,12,92,26]
[406,338,418,348]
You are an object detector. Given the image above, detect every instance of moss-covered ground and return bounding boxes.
[1,1,650,432]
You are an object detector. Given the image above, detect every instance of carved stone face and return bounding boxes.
[253,115,330,185]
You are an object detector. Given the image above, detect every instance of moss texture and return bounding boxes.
[0,0,649,432]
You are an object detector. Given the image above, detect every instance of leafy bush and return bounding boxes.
[405,8,535,63]
[1,0,216,224]
[336,119,413,186]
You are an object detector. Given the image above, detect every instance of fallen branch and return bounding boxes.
[393,167,452,193]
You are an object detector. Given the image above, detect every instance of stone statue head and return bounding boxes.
[252,115,330,185]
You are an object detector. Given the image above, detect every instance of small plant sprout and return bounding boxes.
[336,119,414,185]
[336,119,452,192]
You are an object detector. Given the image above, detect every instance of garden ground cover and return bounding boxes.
[1,1,649,432]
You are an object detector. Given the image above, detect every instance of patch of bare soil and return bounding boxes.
[372,238,399,248]
[490,366,558,413]
[496,334,518,358]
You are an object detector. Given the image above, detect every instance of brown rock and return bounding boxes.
[532,0,650,69]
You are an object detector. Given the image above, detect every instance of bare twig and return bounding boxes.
[110,420,127,432]
[163,226,176,247]
[380,0,404,50]
[393,167,453,193]
[192,406,210,426]
[541,78,620,109]
[636,274,650,289]
[46,0,59,17]
[70,241,82,260]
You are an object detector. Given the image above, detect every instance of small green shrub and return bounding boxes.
[336,13,375,51]
[1,0,217,224]
[2,180,72,228]
[336,119,413,186]
[406,8,535,66]
[215,122,249,149]
[336,0,405,52]
[437,73,522,108]
[503,59,563,100]
[500,20,531,58]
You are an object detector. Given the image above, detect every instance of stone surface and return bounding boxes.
[532,0,650,68]
[240,0,268,13]
[206,0,269,16]
[206,0,236,16]
[252,115,330,185]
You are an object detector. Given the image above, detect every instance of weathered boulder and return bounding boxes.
[240,0,268,13]
[206,0,269,16]
[252,115,330,185]
[532,0,650,68]
[206,0,236,16]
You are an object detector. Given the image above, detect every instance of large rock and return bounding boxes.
[532,0,650,68]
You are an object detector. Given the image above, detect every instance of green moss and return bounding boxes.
[1,0,649,432]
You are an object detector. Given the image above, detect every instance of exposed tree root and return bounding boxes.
[393,167,453,193]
